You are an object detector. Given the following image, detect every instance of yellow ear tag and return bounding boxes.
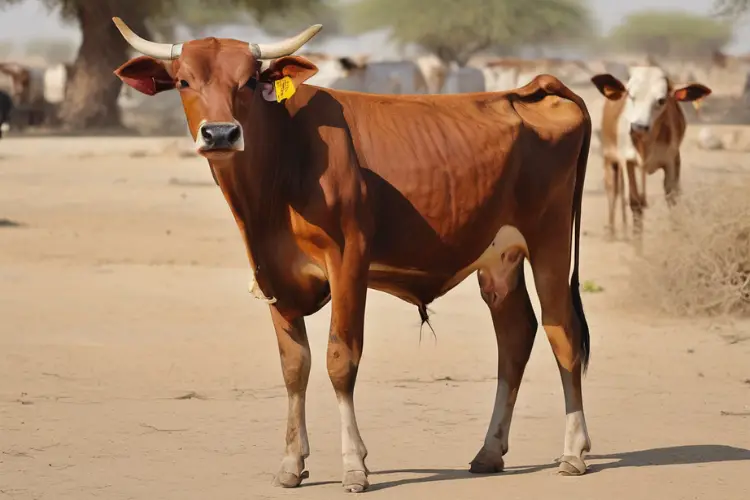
[274,76,296,103]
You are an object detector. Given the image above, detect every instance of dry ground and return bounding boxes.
[1,122,750,499]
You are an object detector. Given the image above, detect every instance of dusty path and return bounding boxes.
[1,134,749,500]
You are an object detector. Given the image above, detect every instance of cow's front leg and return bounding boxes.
[326,234,370,493]
[664,153,681,207]
[270,306,312,488]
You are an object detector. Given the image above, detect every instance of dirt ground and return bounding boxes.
[1,117,750,499]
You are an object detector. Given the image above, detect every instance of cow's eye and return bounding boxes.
[656,97,666,106]
[178,80,189,89]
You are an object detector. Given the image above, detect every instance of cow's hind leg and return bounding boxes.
[530,227,592,476]
[270,307,312,488]
[470,241,537,474]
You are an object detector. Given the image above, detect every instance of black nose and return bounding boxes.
[630,123,650,134]
[199,122,242,150]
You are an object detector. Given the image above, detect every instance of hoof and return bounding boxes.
[469,447,505,474]
[273,469,309,488]
[342,470,369,493]
[555,455,587,476]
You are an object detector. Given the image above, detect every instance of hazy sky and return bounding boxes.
[1,0,749,53]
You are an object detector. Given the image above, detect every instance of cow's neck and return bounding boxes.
[208,101,300,299]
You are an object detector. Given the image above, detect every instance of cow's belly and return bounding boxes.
[367,225,528,306]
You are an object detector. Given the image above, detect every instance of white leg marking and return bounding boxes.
[564,410,590,457]
[280,393,310,472]
[561,370,591,458]
[338,394,367,472]
[483,380,511,455]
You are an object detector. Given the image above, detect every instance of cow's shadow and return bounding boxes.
[360,445,750,491]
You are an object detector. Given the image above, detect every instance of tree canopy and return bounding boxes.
[713,0,750,16]
[608,10,733,58]
[344,0,594,66]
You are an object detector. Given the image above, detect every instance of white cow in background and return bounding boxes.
[299,52,429,95]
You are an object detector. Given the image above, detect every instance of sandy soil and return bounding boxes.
[1,120,750,500]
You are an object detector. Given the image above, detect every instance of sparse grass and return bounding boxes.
[629,181,750,316]
[582,280,605,293]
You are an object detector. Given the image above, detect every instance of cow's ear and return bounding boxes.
[114,56,175,96]
[591,73,626,100]
[672,83,711,102]
[260,56,319,89]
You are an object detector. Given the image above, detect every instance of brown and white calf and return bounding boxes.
[590,66,711,238]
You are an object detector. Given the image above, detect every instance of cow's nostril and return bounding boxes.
[227,125,241,144]
[201,127,213,142]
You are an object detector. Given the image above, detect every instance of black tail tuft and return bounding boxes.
[418,303,436,344]
[571,274,590,373]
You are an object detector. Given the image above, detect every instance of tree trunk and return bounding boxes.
[58,1,147,129]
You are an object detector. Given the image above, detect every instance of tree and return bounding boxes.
[160,0,340,40]
[344,0,594,66]
[0,0,327,129]
[608,10,733,59]
[713,0,750,16]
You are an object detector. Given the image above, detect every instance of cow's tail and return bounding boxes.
[539,75,592,373]
[571,100,592,374]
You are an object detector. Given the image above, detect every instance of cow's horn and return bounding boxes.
[250,24,323,59]
[112,17,182,60]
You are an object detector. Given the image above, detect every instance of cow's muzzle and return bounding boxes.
[196,121,244,154]
[630,123,650,134]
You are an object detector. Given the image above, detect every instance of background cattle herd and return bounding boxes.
[4,49,750,135]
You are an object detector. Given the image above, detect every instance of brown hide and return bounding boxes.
[115,42,591,321]
[215,78,590,319]
[114,29,596,487]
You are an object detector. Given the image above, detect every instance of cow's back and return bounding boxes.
[320,80,588,268]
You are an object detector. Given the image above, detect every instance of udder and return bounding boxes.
[476,246,525,309]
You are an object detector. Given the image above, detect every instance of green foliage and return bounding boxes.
[262,1,340,39]
[155,0,337,39]
[608,10,733,57]
[713,0,750,16]
[345,0,594,65]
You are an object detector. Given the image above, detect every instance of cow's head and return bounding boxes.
[112,17,322,159]
[591,66,711,135]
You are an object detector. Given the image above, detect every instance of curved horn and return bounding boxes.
[250,24,323,60]
[112,17,182,60]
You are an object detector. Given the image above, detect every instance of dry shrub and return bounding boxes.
[629,181,750,316]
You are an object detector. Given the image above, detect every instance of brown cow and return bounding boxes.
[590,66,711,239]
[0,62,31,104]
[112,18,594,492]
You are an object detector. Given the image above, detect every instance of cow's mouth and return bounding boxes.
[198,148,238,160]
